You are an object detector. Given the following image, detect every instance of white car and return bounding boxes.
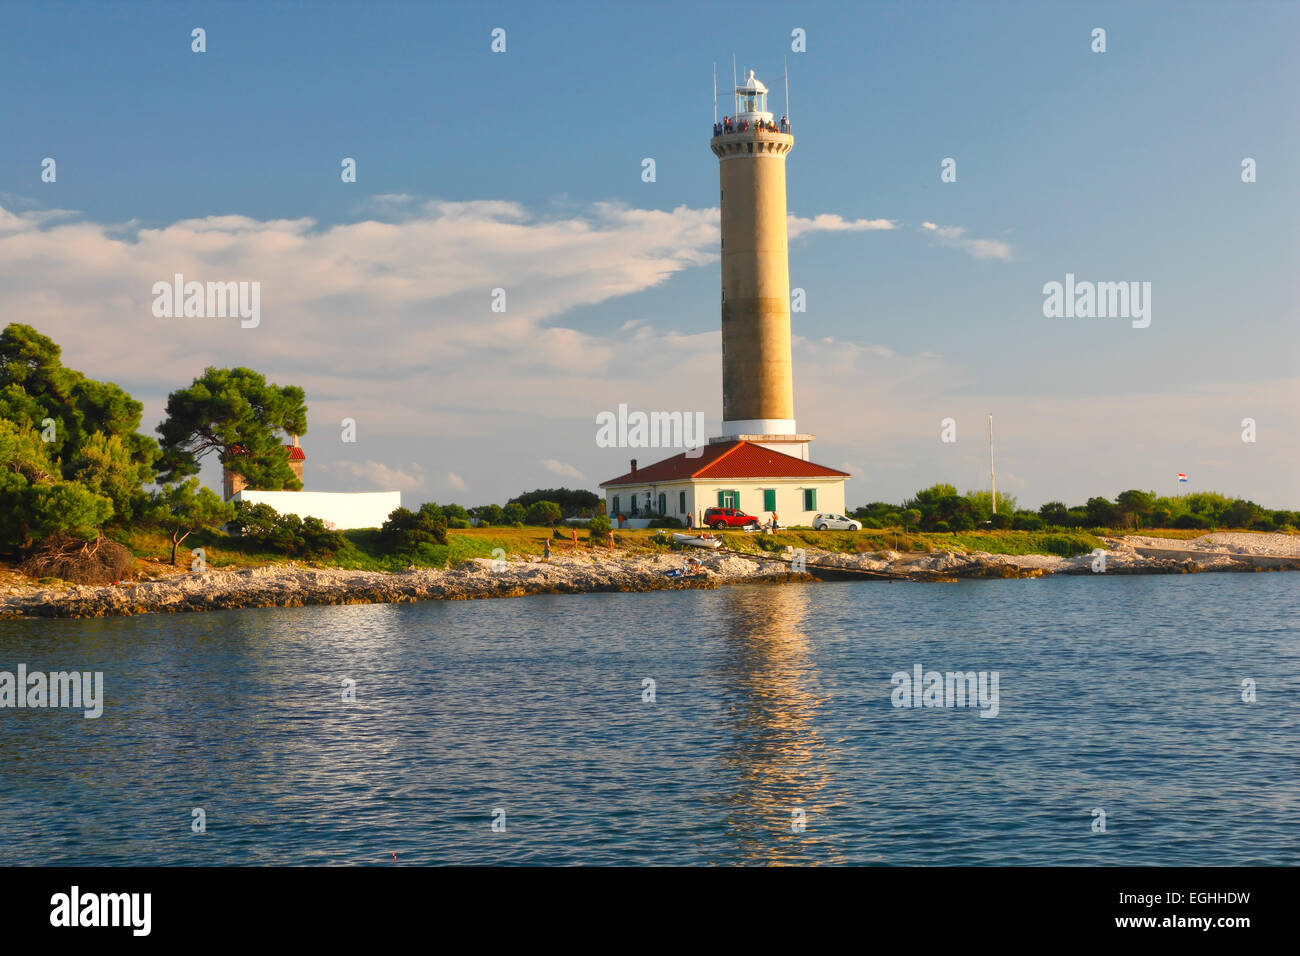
[813,513,862,531]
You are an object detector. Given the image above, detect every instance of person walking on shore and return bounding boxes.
[543,537,551,562]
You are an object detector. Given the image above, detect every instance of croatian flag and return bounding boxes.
[1177,473,1188,482]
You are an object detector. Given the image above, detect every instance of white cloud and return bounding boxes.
[1,198,1290,511]
[541,458,584,480]
[920,221,1012,260]
[318,460,426,492]
[788,213,896,239]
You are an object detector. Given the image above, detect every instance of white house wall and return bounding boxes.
[233,490,401,530]
[605,477,846,526]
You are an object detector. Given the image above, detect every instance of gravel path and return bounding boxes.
[1120,532,1300,556]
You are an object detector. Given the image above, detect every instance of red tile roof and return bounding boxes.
[224,442,305,460]
[600,441,848,486]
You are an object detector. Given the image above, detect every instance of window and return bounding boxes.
[658,493,666,515]
[679,491,686,513]
[612,495,620,514]
[763,489,777,512]
[718,490,738,508]
[803,488,817,511]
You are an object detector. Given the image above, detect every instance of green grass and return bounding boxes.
[107,525,285,571]
[1087,527,1208,540]
[714,528,930,555]
[97,522,1284,576]
[104,523,619,573]
[939,530,1105,557]
[661,527,1106,558]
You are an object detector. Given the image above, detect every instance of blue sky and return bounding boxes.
[1,0,1296,508]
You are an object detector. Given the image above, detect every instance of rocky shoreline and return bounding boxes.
[1,533,1296,620]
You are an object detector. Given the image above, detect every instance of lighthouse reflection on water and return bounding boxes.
[711,585,849,865]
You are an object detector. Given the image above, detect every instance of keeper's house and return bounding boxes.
[600,440,848,527]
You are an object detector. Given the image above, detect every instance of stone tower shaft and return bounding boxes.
[710,69,799,442]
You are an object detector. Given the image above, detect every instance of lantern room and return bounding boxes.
[734,69,773,122]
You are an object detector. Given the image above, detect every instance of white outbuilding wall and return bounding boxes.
[232,490,401,530]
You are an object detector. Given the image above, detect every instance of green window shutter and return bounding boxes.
[763,489,776,512]
[612,496,619,514]
[717,491,725,507]
[679,491,686,513]
[803,488,817,510]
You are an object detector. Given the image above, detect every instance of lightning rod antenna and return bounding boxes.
[713,62,717,123]
[785,56,790,125]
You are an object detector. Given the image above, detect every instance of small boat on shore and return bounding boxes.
[672,533,722,549]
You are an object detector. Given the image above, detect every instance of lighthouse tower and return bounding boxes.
[710,69,813,460]
[597,65,849,528]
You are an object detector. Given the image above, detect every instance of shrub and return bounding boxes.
[508,487,601,518]
[232,501,279,538]
[233,503,348,559]
[299,516,347,558]
[1038,533,1099,557]
[932,520,951,533]
[380,504,448,554]
[588,513,611,540]
[441,503,471,523]
[1065,508,1090,527]
[1172,513,1210,530]
[20,533,134,584]
[1038,502,1068,525]
[470,504,505,526]
[648,517,683,528]
[524,500,563,527]
[1012,513,1045,531]
[950,514,975,531]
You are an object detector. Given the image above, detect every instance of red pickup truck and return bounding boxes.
[703,507,761,530]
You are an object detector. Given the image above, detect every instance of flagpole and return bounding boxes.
[989,413,996,516]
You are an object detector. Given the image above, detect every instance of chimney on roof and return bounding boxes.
[292,434,300,448]
[630,459,637,477]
